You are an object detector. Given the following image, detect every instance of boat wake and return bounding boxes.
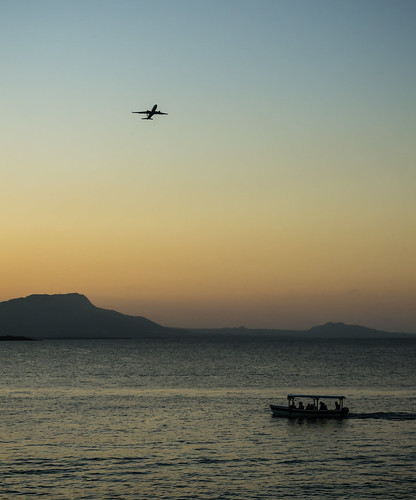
[349,412,416,421]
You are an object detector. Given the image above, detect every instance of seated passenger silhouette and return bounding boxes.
[298,401,304,409]
[319,401,328,411]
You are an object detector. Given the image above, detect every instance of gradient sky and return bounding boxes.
[1,1,415,331]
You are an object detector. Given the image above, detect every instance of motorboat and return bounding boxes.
[270,394,349,418]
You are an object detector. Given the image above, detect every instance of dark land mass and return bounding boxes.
[191,322,415,339]
[0,294,414,339]
[0,293,185,339]
[0,335,37,341]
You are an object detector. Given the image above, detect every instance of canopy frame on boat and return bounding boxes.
[287,394,345,399]
[287,394,345,410]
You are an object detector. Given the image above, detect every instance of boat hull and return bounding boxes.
[270,404,349,419]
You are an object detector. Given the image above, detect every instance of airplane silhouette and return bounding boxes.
[132,104,168,120]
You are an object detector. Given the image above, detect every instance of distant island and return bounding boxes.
[190,322,416,339]
[0,335,37,341]
[0,293,414,339]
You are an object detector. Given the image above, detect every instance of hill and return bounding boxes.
[0,293,181,339]
[304,321,414,338]
[190,322,415,338]
[306,322,416,339]
[0,294,414,339]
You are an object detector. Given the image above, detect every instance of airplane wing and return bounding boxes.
[154,111,168,115]
[132,111,147,114]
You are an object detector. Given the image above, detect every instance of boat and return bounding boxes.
[270,394,349,418]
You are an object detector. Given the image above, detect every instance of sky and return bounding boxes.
[1,0,415,331]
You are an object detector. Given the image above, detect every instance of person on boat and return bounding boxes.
[289,401,296,409]
[306,403,313,410]
[298,401,304,409]
[319,401,328,411]
[335,401,340,410]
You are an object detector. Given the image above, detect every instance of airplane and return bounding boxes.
[132,104,168,120]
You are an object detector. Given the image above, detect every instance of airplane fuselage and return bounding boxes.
[132,103,168,120]
[146,104,158,119]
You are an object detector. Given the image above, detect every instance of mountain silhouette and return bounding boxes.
[305,321,414,338]
[0,293,180,339]
[190,321,414,338]
[0,294,413,339]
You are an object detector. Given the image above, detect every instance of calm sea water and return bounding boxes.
[0,336,415,499]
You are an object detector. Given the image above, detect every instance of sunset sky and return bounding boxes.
[2,1,415,331]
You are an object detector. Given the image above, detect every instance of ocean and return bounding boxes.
[1,336,415,499]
